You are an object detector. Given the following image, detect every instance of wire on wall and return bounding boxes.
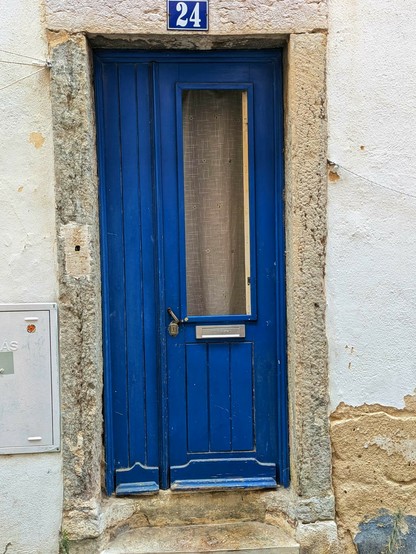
[0,48,49,65]
[0,59,47,67]
[0,67,48,92]
[0,49,51,93]
[328,161,416,201]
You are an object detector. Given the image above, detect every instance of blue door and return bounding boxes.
[95,51,288,495]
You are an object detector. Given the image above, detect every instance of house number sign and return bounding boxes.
[167,0,208,30]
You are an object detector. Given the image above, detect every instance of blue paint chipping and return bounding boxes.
[355,510,416,553]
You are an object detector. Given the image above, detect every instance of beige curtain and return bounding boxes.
[183,90,247,316]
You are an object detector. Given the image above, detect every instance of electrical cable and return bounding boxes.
[0,67,46,92]
[0,48,46,64]
[328,161,416,201]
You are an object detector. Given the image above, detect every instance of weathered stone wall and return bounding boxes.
[331,399,416,552]
[49,31,104,539]
[285,32,330,500]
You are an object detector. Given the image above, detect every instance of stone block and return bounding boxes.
[296,522,341,554]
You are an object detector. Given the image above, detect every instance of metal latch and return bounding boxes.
[167,307,180,337]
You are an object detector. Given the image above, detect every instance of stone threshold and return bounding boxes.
[101,522,299,554]
[98,489,334,532]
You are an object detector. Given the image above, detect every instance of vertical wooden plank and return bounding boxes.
[230,342,254,451]
[156,62,183,483]
[249,61,279,467]
[273,53,290,485]
[118,63,146,468]
[137,64,160,470]
[95,59,115,494]
[208,344,231,452]
[101,62,129,469]
[186,344,209,452]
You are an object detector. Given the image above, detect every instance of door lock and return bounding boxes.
[167,307,180,337]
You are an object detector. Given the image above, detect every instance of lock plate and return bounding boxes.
[168,321,179,337]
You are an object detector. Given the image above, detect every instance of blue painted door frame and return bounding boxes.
[94,50,288,495]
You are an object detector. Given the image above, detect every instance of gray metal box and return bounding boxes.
[0,304,60,454]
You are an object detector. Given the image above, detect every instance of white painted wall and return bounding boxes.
[327,0,416,409]
[0,1,62,553]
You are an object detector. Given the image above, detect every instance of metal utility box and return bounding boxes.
[0,304,60,454]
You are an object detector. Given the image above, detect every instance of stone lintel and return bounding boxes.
[45,0,327,36]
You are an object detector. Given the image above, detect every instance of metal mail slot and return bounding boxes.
[196,325,246,339]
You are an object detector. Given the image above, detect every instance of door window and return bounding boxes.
[182,89,251,316]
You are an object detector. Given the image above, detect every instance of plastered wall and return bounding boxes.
[327,0,416,550]
[0,1,62,553]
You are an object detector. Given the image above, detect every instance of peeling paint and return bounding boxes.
[29,132,45,149]
[370,436,416,464]
[46,29,71,47]
[328,162,340,182]
[331,398,416,552]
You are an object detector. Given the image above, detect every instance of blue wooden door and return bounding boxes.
[95,51,288,495]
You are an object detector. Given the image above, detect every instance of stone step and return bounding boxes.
[101,522,299,554]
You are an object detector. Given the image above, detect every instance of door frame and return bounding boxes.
[94,49,289,494]
[50,33,332,537]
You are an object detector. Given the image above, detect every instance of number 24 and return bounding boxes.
[176,2,202,28]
